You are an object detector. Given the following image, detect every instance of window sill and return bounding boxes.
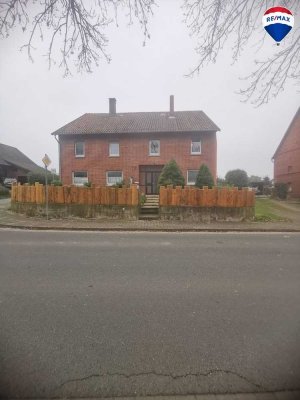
[75,155,85,158]
[190,153,202,156]
[109,155,120,157]
[149,154,160,157]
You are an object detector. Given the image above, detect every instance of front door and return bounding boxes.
[139,166,163,195]
[145,171,161,194]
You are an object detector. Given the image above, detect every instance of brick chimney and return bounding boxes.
[109,98,116,114]
[170,95,174,115]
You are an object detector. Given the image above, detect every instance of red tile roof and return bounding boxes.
[51,111,220,136]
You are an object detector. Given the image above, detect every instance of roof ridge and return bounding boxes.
[85,110,204,115]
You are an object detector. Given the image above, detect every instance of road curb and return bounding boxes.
[1,223,300,233]
[5,389,300,399]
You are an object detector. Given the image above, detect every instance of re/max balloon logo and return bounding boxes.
[262,6,294,45]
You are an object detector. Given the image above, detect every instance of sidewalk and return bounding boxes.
[11,391,300,399]
[1,198,300,232]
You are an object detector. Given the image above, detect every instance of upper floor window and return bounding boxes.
[109,143,119,157]
[187,170,198,185]
[106,171,123,186]
[149,140,160,156]
[72,171,88,186]
[191,140,201,155]
[75,142,85,157]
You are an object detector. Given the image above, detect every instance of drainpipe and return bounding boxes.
[53,134,61,179]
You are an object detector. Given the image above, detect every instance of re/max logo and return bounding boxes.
[266,15,291,22]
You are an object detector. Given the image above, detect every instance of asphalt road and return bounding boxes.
[0,230,300,398]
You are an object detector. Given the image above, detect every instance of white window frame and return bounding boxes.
[149,140,160,156]
[191,140,201,155]
[106,171,123,186]
[109,143,120,157]
[72,171,88,186]
[187,170,198,185]
[75,142,85,158]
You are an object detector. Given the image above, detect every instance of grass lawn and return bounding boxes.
[255,198,289,222]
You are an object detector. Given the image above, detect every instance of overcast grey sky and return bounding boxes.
[0,0,299,178]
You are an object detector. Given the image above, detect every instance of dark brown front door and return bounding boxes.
[145,171,160,194]
[139,166,163,195]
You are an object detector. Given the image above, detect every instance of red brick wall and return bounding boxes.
[59,132,217,186]
[274,110,300,198]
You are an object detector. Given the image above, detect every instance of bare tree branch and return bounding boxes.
[183,0,300,106]
[0,0,299,105]
[0,0,155,75]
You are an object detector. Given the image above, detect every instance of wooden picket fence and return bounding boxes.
[159,186,255,207]
[11,183,139,206]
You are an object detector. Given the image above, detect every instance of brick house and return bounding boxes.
[272,107,300,198]
[52,96,220,194]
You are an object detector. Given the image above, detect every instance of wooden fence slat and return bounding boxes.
[131,185,138,206]
[94,187,101,205]
[241,187,248,207]
[57,186,65,204]
[232,187,238,207]
[159,186,167,206]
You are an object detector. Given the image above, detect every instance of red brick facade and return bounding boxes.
[273,108,300,198]
[59,131,217,190]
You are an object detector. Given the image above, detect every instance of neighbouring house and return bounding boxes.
[52,96,220,194]
[272,107,300,199]
[0,143,44,184]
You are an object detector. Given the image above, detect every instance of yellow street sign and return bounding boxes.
[42,154,51,167]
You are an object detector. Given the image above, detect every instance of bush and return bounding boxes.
[27,172,58,185]
[112,179,128,188]
[0,185,10,198]
[51,180,63,186]
[217,177,226,186]
[195,164,214,188]
[158,159,185,187]
[140,193,146,205]
[225,169,249,189]
[84,181,92,187]
[273,183,288,199]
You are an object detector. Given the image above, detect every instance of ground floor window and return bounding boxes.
[106,171,123,186]
[187,170,198,185]
[72,171,88,186]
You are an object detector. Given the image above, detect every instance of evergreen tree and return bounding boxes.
[158,159,185,187]
[195,164,214,188]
